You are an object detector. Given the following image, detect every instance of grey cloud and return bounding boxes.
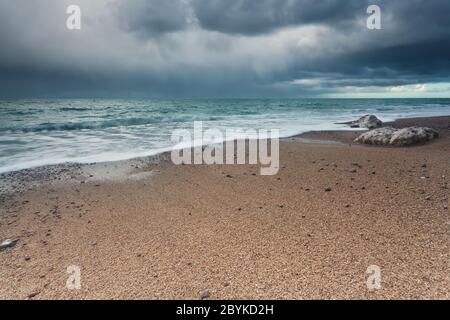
[117,0,193,36]
[191,0,366,35]
[0,0,449,97]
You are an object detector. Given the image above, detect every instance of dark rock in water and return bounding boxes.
[355,127,439,146]
[0,239,18,250]
[339,115,383,129]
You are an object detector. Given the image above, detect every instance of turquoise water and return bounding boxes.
[0,98,449,173]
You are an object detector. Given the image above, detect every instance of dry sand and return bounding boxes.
[0,116,449,300]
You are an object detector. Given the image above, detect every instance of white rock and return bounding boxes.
[354,127,397,145]
[390,127,439,146]
[357,115,383,129]
[355,127,439,146]
[340,115,383,129]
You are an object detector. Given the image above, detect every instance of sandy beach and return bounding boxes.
[0,116,448,300]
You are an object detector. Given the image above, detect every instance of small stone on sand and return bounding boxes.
[0,239,18,250]
[199,290,210,300]
[27,291,40,299]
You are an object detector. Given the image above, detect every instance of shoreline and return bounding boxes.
[0,115,449,300]
[1,115,449,196]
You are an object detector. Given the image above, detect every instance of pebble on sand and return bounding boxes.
[0,239,18,250]
[27,291,40,299]
[199,290,210,300]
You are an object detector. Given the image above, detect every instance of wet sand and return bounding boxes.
[0,116,449,300]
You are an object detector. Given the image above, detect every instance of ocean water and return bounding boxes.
[0,98,449,174]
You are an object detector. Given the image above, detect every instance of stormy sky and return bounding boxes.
[0,0,449,98]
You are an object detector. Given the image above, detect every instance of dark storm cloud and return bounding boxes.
[0,0,449,97]
[191,0,366,35]
[117,0,192,36]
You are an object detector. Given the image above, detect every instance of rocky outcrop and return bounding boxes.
[355,127,439,146]
[339,115,383,129]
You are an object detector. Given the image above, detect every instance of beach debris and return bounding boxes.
[199,289,210,300]
[324,187,332,192]
[425,196,432,201]
[223,281,230,287]
[355,127,439,146]
[0,239,18,250]
[339,115,383,129]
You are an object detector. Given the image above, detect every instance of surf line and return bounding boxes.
[170,121,280,176]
